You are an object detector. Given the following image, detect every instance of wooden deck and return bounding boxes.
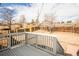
[0,32,64,56]
[0,45,52,56]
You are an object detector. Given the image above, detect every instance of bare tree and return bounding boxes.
[0,7,16,33]
[36,3,44,24]
[40,4,62,32]
[19,15,26,24]
[31,19,35,24]
[19,15,26,28]
[44,14,55,32]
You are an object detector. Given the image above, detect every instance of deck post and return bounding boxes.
[35,34,38,48]
[52,37,57,55]
[8,34,11,48]
[53,37,64,55]
[25,33,28,44]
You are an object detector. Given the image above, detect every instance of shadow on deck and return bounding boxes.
[0,45,52,56]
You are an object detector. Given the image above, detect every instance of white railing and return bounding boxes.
[0,32,64,55]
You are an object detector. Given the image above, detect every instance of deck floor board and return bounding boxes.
[0,45,51,56]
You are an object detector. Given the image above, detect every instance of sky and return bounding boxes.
[0,3,79,23]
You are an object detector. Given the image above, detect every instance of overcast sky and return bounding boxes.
[0,3,79,23]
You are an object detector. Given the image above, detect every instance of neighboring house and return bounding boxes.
[0,23,21,34]
[11,23,22,32]
[19,23,39,32]
[0,24,9,34]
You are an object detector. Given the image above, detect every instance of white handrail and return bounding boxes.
[0,32,64,55]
